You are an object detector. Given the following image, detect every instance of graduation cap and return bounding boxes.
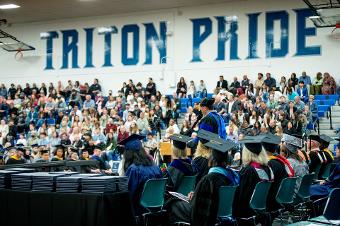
[308,133,320,142]
[319,134,333,144]
[261,133,281,153]
[282,134,303,148]
[205,137,237,153]
[240,136,263,155]
[197,129,219,144]
[170,134,192,150]
[200,98,215,108]
[118,134,145,152]
[31,143,38,148]
[40,149,49,154]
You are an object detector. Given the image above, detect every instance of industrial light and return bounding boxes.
[0,4,20,9]
[40,32,51,39]
[309,15,321,19]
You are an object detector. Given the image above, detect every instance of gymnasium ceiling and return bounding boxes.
[0,0,238,24]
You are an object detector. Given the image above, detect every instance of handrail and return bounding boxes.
[326,106,333,130]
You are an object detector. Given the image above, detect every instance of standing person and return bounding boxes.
[197,80,207,98]
[198,98,226,139]
[176,77,187,98]
[119,134,162,214]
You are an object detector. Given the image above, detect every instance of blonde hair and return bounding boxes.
[194,141,211,159]
[172,145,187,159]
[242,146,269,166]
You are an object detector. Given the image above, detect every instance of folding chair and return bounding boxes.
[294,174,315,220]
[176,175,196,196]
[274,177,298,225]
[140,178,168,226]
[216,185,238,226]
[238,181,272,225]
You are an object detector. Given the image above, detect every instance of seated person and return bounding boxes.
[310,162,340,200]
[233,136,274,219]
[90,145,112,174]
[308,134,326,178]
[51,145,66,161]
[164,134,194,191]
[319,134,334,177]
[262,134,294,212]
[35,149,50,163]
[191,130,214,184]
[5,146,26,165]
[119,134,163,215]
[167,135,239,225]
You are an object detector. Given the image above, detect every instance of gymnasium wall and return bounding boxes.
[0,0,338,94]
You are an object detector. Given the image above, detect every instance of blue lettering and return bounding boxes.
[44,31,58,70]
[61,29,80,69]
[247,13,261,59]
[143,22,167,64]
[215,16,240,61]
[191,18,212,62]
[122,24,139,65]
[294,8,321,56]
[84,28,95,68]
[266,11,289,58]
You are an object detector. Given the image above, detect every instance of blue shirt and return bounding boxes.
[298,76,312,86]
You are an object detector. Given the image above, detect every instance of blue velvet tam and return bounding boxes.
[118,134,145,152]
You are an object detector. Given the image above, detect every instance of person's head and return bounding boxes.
[302,71,306,77]
[219,75,224,81]
[316,72,322,80]
[266,73,271,79]
[41,150,50,161]
[280,76,286,83]
[299,81,304,88]
[171,145,187,159]
[70,152,78,160]
[93,147,102,156]
[82,150,89,159]
[243,75,248,80]
[258,73,263,79]
[294,96,301,103]
[93,78,98,84]
[85,95,91,101]
[309,95,314,102]
[55,146,64,158]
[233,76,238,82]
[179,77,185,83]
[242,144,268,166]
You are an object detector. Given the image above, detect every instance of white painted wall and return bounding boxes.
[0,0,339,95]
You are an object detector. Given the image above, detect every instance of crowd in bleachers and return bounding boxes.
[0,71,339,225]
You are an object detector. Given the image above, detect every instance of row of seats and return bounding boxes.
[139,173,340,225]
[315,95,339,117]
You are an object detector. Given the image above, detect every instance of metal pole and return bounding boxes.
[329,106,333,130]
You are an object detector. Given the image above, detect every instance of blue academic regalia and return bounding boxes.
[198,111,226,139]
[165,159,194,191]
[125,163,162,214]
[310,163,340,199]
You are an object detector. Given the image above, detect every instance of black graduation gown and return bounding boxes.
[191,156,209,184]
[267,159,288,212]
[190,172,236,226]
[309,151,323,175]
[165,159,194,191]
[233,165,272,218]
[319,149,334,179]
[6,157,26,165]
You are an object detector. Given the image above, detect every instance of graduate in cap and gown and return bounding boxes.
[261,133,294,212]
[318,134,334,177]
[233,136,274,219]
[190,130,215,184]
[119,134,162,215]
[51,145,66,161]
[164,134,195,191]
[35,149,50,163]
[5,146,26,165]
[307,134,325,177]
[198,98,226,139]
[167,134,239,225]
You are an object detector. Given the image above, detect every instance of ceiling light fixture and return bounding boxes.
[0,4,20,9]
[309,15,321,19]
